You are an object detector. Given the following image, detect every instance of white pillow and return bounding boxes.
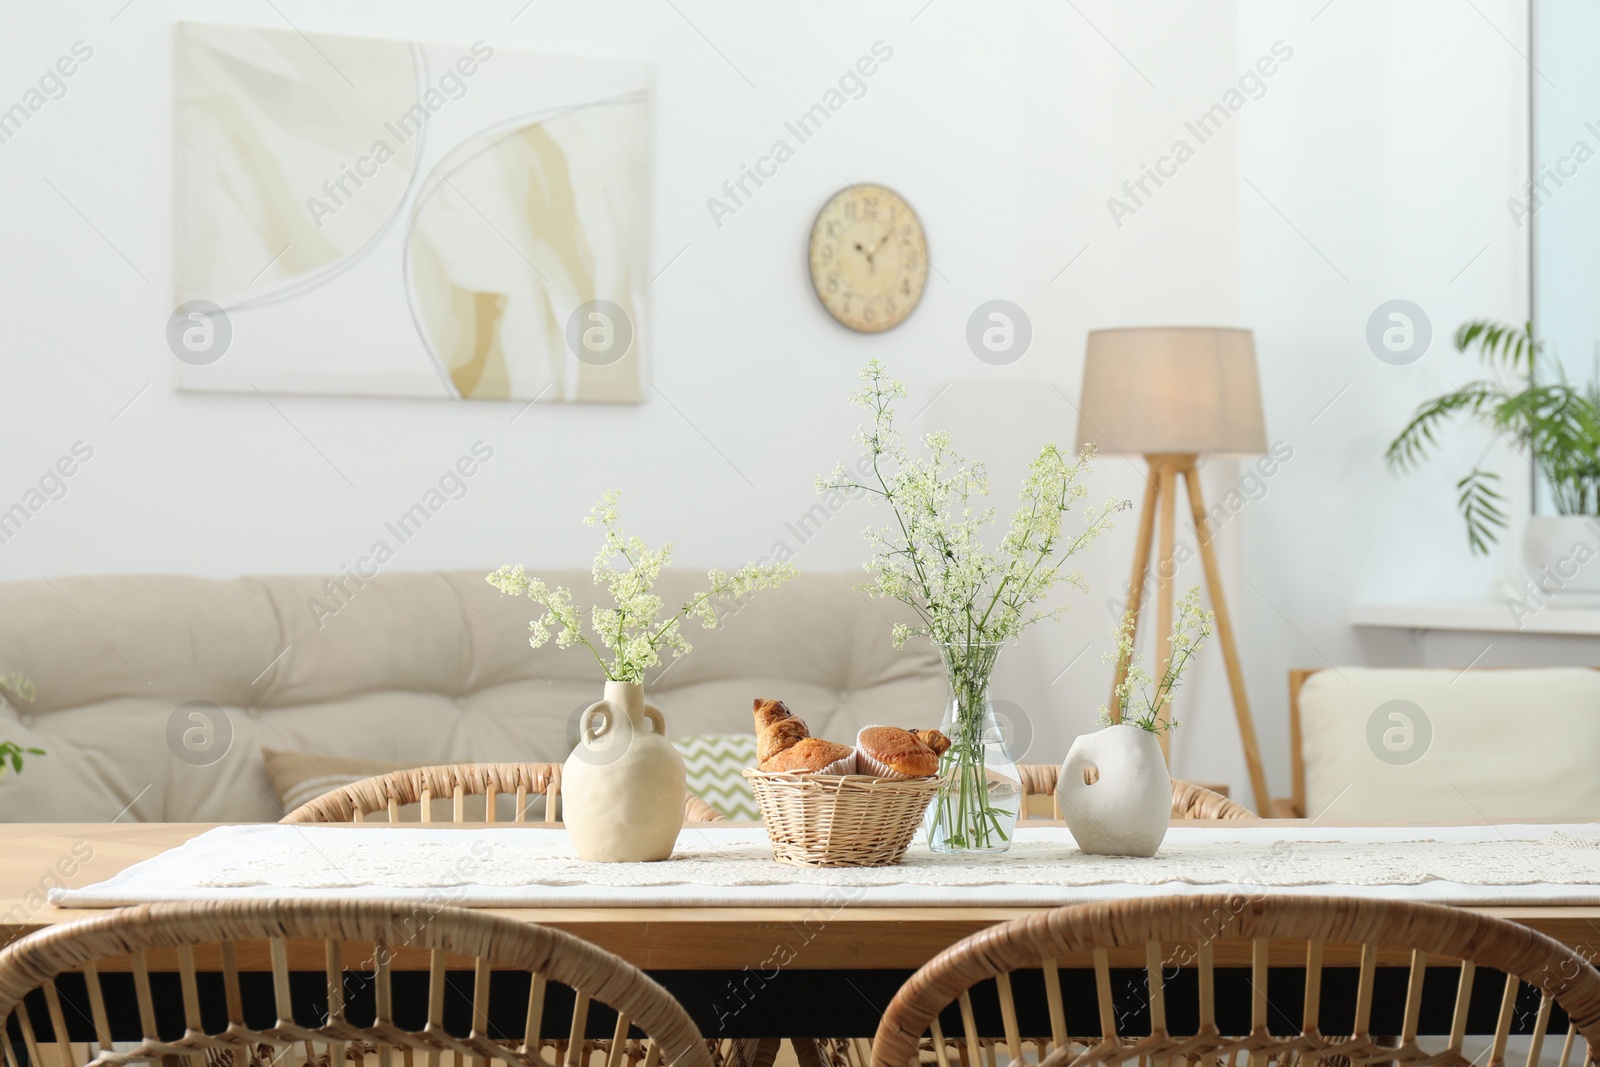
[1300,668,1600,821]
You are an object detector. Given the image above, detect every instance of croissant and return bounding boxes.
[752,698,853,773]
[758,715,809,764]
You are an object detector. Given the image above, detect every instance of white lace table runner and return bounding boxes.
[50,824,1600,909]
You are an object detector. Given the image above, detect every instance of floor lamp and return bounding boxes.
[1076,326,1272,815]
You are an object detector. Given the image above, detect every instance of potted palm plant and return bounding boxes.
[1386,319,1600,594]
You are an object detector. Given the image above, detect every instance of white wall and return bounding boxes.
[1237,0,1546,793]
[0,0,1541,805]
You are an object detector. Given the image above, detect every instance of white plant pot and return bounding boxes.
[1523,516,1600,599]
[562,681,686,862]
[1056,724,1170,858]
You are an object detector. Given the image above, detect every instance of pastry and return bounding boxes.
[755,703,811,764]
[856,725,949,778]
[752,697,792,731]
[762,736,857,774]
[757,716,810,764]
[752,698,857,774]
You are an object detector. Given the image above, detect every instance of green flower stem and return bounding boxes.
[927,643,1013,851]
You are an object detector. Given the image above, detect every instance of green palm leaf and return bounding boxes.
[1385,381,1505,472]
[1387,318,1600,551]
[1456,469,1507,556]
[1454,319,1540,373]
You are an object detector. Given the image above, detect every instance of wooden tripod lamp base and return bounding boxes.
[1075,326,1273,815]
[1108,454,1270,815]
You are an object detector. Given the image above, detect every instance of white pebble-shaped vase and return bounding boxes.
[1056,723,1170,858]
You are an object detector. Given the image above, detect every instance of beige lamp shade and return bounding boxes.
[1076,326,1268,456]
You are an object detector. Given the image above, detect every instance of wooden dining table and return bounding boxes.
[5,820,1600,1040]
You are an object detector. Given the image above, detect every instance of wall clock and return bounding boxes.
[807,183,928,333]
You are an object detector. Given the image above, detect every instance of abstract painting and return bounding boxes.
[176,23,650,402]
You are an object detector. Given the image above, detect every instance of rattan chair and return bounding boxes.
[0,900,711,1067]
[870,895,1600,1067]
[280,763,727,825]
[1017,764,1256,821]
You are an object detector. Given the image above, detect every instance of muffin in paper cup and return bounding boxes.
[855,725,925,779]
[813,749,858,776]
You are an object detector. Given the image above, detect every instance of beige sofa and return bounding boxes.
[0,570,942,822]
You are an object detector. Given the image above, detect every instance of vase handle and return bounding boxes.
[642,703,666,735]
[580,701,613,746]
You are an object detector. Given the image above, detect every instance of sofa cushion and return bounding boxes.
[1300,667,1600,820]
[673,734,759,820]
[0,569,942,822]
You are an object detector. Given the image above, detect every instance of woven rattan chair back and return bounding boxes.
[870,894,1600,1067]
[280,763,726,825]
[1016,764,1255,821]
[0,900,711,1067]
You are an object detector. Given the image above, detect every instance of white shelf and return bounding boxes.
[1350,602,1600,636]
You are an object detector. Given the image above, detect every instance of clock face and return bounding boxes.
[807,184,928,333]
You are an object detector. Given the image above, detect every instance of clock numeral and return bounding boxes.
[864,304,876,322]
[826,277,838,293]
[844,202,858,219]
[902,279,913,296]
[820,243,833,261]
[885,298,896,315]
[827,221,842,238]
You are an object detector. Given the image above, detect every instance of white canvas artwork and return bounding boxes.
[175,23,651,402]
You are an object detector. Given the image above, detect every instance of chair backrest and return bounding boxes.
[1016,764,1255,821]
[0,900,711,1067]
[1286,667,1600,820]
[872,894,1600,1067]
[280,762,727,824]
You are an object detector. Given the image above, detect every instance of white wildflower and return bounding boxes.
[487,492,798,683]
[1101,586,1213,734]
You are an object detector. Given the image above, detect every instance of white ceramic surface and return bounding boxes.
[1523,515,1600,598]
[1057,723,1171,857]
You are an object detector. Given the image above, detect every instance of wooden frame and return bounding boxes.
[1279,667,1317,819]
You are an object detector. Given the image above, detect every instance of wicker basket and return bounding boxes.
[742,769,941,867]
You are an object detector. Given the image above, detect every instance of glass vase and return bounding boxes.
[923,641,1022,854]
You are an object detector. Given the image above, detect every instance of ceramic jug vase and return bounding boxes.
[562,681,686,862]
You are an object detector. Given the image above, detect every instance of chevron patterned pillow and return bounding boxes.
[672,733,760,821]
